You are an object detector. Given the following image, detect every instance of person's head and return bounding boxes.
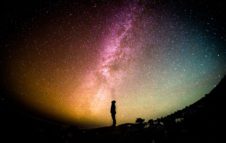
[112,100,116,104]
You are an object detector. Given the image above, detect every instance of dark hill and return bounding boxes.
[79,76,225,143]
[0,76,225,143]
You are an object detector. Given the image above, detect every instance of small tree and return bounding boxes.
[136,118,145,124]
[148,119,154,125]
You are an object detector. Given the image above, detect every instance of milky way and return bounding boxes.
[81,2,143,116]
[2,0,226,128]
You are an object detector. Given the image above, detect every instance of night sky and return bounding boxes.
[1,0,226,128]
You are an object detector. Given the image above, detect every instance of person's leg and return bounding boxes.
[112,114,116,127]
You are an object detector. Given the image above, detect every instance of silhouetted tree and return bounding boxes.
[135,118,145,129]
[148,119,154,127]
[136,118,145,124]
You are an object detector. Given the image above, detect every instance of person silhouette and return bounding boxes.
[111,100,116,127]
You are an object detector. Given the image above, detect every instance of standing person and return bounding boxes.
[111,100,116,127]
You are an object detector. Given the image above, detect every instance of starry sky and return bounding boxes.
[1,0,226,128]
